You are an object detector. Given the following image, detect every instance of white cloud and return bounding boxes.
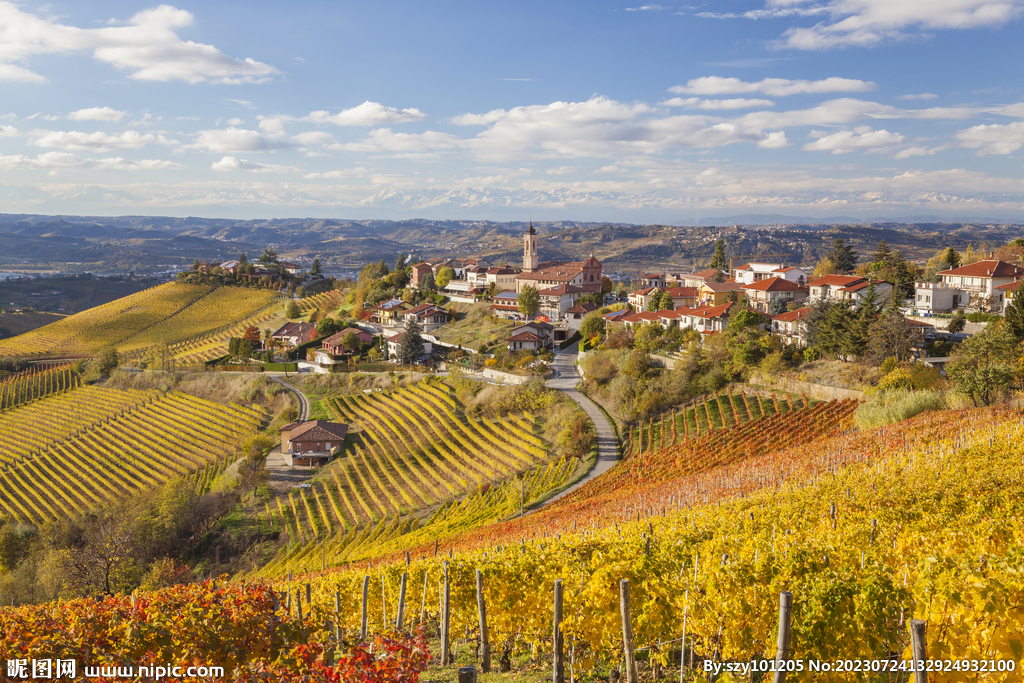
[997,102,1024,117]
[67,106,125,122]
[956,120,1024,155]
[546,166,581,175]
[335,128,466,156]
[0,151,182,170]
[899,93,939,100]
[773,0,1024,50]
[660,97,776,109]
[0,3,279,84]
[257,115,291,137]
[894,145,946,159]
[734,98,980,130]
[291,131,335,145]
[802,126,905,153]
[305,101,429,126]
[210,156,297,173]
[626,5,669,10]
[28,129,154,151]
[227,99,257,110]
[0,124,16,136]
[450,109,509,126]
[304,167,369,179]
[227,117,244,126]
[670,76,876,97]
[188,128,286,153]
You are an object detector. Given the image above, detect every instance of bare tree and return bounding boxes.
[866,311,918,365]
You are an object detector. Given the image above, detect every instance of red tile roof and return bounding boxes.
[742,276,803,292]
[701,281,744,292]
[538,283,585,296]
[688,302,734,318]
[507,331,543,342]
[663,286,697,297]
[939,259,1024,278]
[995,280,1023,291]
[837,279,889,293]
[288,420,349,443]
[773,266,801,273]
[688,268,721,279]
[808,275,866,288]
[566,302,599,314]
[771,307,810,322]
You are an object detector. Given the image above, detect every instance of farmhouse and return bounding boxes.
[270,322,318,348]
[279,420,348,467]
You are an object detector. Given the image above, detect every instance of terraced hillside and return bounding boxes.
[250,378,572,573]
[0,363,79,411]
[0,283,282,359]
[0,385,265,523]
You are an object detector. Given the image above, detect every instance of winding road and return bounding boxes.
[541,342,620,506]
[267,374,309,422]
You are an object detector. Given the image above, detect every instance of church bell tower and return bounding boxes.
[523,221,539,272]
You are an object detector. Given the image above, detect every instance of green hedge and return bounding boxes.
[559,332,582,350]
[264,362,298,372]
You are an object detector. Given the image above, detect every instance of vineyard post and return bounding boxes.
[305,582,311,607]
[457,666,478,683]
[771,591,794,683]
[442,560,452,666]
[396,572,408,629]
[476,569,491,673]
[619,579,638,683]
[909,619,928,683]
[553,579,564,683]
[360,576,369,641]
[679,582,689,683]
[419,570,429,624]
[334,589,341,642]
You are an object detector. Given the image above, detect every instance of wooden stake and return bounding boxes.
[476,569,491,673]
[553,579,564,683]
[360,576,369,641]
[442,561,452,666]
[679,582,689,683]
[909,619,928,683]
[396,572,408,629]
[419,570,429,624]
[772,591,793,683]
[619,579,638,683]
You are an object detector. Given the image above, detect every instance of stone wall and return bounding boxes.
[747,371,867,401]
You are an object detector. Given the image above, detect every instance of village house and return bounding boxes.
[628,287,660,310]
[915,259,1024,313]
[410,262,434,288]
[565,302,599,330]
[538,284,585,320]
[698,281,744,306]
[490,291,522,320]
[677,302,735,335]
[506,320,555,351]
[995,279,1022,310]
[741,277,809,313]
[279,420,348,467]
[733,263,808,286]
[270,321,318,348]
[387,332,433,360]
[399,303,450,331]
[640,273,666,289]
[770,307,810,347]
[314,328,375,367]
[680,268,722,288]
[808,276,893,307]
[369,298,408,324]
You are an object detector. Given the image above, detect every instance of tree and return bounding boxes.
[711,270,728,283]
[436,266,455,289]
[939,247,962,271]
[768,297,789,316]
[1004,295,1024,341]
[342,329,363,354]
[243,326,262,345]
[947,321,1017,405]
[816,301,854,357]
[285,301,301,319]
[660,294,675,311]
[845,283,881,357]
[518,285,540,319]
[311,258,322,277]
[803,298,832,348]
[601,275,614,294]
[872,239,892,267]
[646,290,662,312]
[317,317,342,337]
[827,238,857,273]
[865,311,917,365]
[709,239,728,271]
[579,312,606,341]
[421,272,436,292]
[398,320,425,364]
[728,309,765,332]
[98,347,120,376]
[239,252,248,264]
[395,253,407,271]
[812,257,836,279]
[947,309,967,334]
[633,322,663,353]
[192,259,202,271]
[258,247,278,264]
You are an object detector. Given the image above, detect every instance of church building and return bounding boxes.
[514,222,602,294]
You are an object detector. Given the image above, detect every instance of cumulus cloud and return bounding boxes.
[802,126,905,153]
[67,106,125,122]
[210,156,297,173]
[772,0,1024,50]
[626,4,669,10]
[0,151,183,170]
[0,2,279,84]
[188,128,286,153]
[660,97,776,109]
[291,131,335,145]
[546,166,581,175]
[670,76,876,97]
[305,101,429,126]
[899,93,939,101]
[956,120,1024,155]
[0,124,16,136]
[28,129,154,151]
[894,145,946,159]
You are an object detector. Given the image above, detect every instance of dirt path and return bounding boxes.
[540,342,619,507]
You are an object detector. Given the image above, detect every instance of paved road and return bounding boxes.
[541,342,620,507]
[267,374,309,421]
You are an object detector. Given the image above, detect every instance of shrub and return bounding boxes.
[854,389,945,429]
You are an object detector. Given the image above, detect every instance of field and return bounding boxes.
[432,301,517,352]
[0,383,265,524]
[249,377,574,573]
[0,283,283,360]
[0,363,78,410]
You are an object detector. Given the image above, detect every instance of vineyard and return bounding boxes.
[0,363,79,411]
[0,283,283,360]
[241,404,1022,682]
[0,385,265,524]
[247,378,571,573]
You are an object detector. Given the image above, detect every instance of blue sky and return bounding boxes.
[1,0,1023,222]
